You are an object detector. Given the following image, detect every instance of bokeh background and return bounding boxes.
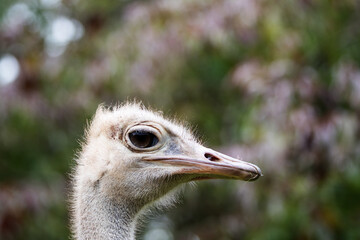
[1,0,360,239]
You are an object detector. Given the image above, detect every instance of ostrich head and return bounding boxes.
[73,103,261,239]
[76,103,261,205]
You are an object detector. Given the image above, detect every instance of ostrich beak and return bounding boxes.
[142,147,262,181]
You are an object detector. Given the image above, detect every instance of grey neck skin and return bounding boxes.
[75,188,141,240]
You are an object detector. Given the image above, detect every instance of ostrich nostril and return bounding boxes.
[204,153,220,162]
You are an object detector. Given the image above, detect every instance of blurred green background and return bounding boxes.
[1,0,360,239]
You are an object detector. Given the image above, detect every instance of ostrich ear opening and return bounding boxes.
[110,125,122,140]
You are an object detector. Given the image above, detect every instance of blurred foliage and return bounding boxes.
[1,0,360,239]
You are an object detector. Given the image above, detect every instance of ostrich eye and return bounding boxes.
[129,130,159,148]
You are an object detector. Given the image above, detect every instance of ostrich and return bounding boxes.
[71,102,262,240]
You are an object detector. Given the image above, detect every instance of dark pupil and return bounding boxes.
[129,130,159,148]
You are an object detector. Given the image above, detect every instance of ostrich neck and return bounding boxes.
[75,185,141,240]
